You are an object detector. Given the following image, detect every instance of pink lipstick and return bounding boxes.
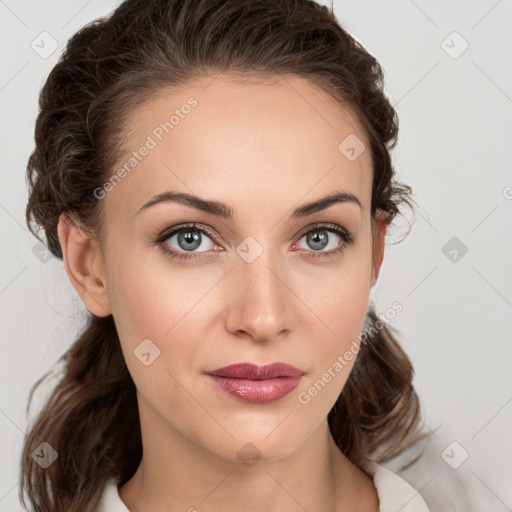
[206,362,304,404]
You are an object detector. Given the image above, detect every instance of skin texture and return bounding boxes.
[57,74,388,511]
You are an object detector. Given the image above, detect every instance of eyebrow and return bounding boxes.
[136,190,362,219]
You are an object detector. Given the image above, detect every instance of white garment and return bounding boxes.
[97,461,431,512]
[381,436,512,512]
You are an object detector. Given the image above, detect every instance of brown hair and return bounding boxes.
[21,0,432,510]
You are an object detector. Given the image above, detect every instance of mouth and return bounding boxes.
[205,362,304,404]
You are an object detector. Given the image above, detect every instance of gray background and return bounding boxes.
[1,0,511,510]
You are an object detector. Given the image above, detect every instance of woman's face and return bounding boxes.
[91,74,386,462]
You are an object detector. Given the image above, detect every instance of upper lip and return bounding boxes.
[207,362,304,380]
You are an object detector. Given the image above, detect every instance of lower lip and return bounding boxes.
[206,375,302,404]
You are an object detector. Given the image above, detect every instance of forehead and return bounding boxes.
[103,73,373,223]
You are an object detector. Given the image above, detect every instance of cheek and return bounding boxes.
[305,246,372,336]
[105,250,210,377]
[325,270,370,341]
[298,247,372,386]
[107,258,201,414]
[295,281,370,419]
[106,247,181,337]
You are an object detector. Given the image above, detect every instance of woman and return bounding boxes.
[21,0,435,510]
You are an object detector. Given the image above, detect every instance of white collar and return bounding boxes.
[361,459,432,511]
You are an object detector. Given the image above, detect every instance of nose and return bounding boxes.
[224,250,296,343]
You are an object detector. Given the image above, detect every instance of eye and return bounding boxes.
[155,223,219,261]
[292,223,354,260]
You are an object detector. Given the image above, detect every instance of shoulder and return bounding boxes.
[372,435,511,512]
[362,459,431,511]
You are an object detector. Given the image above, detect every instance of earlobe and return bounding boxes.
[57,212,112,317]
[370,209,389,288]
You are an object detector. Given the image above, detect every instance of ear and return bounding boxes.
[57,212,112,317]
[370,209,389,289]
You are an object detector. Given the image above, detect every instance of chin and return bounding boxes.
[206,425,308,466]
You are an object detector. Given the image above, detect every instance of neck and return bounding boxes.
[118,397,378,512]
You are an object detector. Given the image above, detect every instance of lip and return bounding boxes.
[206,362,304,404]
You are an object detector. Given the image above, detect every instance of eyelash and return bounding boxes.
[154,222,355,262]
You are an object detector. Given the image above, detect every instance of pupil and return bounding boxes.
[309,230,327,250]
[179,229,201,250]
